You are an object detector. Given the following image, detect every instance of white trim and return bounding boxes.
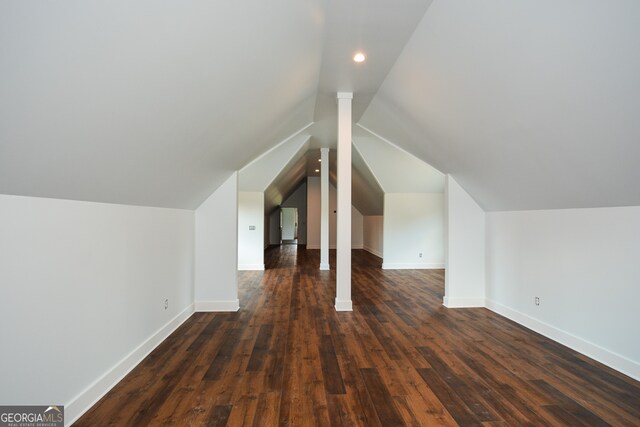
[382,262,444,270]
[485,299,640,382]
[337,92,353,99]
[238,124,312,172]
[238,264,265,271]
[356,123,445,175]
[335,299,353,311]
[443,296,485,308]
[363,246,383,258]
[195,299,240,312]
[65,304,195,426]
[352,141,387,193]
[319,263,330,270]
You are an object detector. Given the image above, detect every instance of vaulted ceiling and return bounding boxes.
[2,1,639,211]
[360,0,640,211]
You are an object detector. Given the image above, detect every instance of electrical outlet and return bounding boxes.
[418,252,423,258]
[535,296,540,306]
[164,299,169,310]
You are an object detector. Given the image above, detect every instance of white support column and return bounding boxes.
[320,147,330,270]
[335,92,353,311]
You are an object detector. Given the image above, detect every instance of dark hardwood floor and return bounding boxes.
[75,246,640,426]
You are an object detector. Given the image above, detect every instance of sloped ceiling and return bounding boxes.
[353,130,444,194]
[308,0,434,148]
[0,0,432,209]
[264,147,384,216]
[2,1,639,212]
[0,1,323,209]
[352,147,384,215]
[359,0,640,211]
[264,149,318,215]
[239,133,310,193]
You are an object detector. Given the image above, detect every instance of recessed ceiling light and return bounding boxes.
[315,169,320,172]
[318,159,321,162]
[353,52,366,63]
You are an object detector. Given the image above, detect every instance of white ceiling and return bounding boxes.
[351,147,384,215]
[263,149,321,215]
[261,146,384,216]
[0,0,323,209]
[353,130,444,194]
[239,132,310,193]
[2,1,640,211]
[359,0,640,211]
[308,0,433,148]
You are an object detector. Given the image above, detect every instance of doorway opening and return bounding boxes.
[280,207,298,245]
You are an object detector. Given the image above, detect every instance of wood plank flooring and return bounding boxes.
[75,246,640,426]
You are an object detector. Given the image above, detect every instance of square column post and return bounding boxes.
[335,92,353,311]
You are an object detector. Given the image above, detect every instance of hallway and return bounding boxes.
[76,247,640,426]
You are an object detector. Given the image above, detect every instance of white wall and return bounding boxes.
[307,177,362,249]
[307,177,321,248]
[308,177,339,248]
[307,177,337,248]
[486,206,640,381]
[383,193,443,269]
[238,192,264,270]
[352,206,363,249]
[195,172,239,311]
[444,175,486,307]
[0,194,194,424]
[363,215,384,258]
[282,182,307,244]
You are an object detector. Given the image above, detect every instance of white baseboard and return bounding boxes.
[319,263,330,270]
[238,264,265,271]
[195,299,240,312]
[65,304,195,426]
[485,299,640,382]
[335,299,353,311]
[382,262,444,270]
[363,246,382,258]
[442,296,485,308]
[352,244,363,249]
